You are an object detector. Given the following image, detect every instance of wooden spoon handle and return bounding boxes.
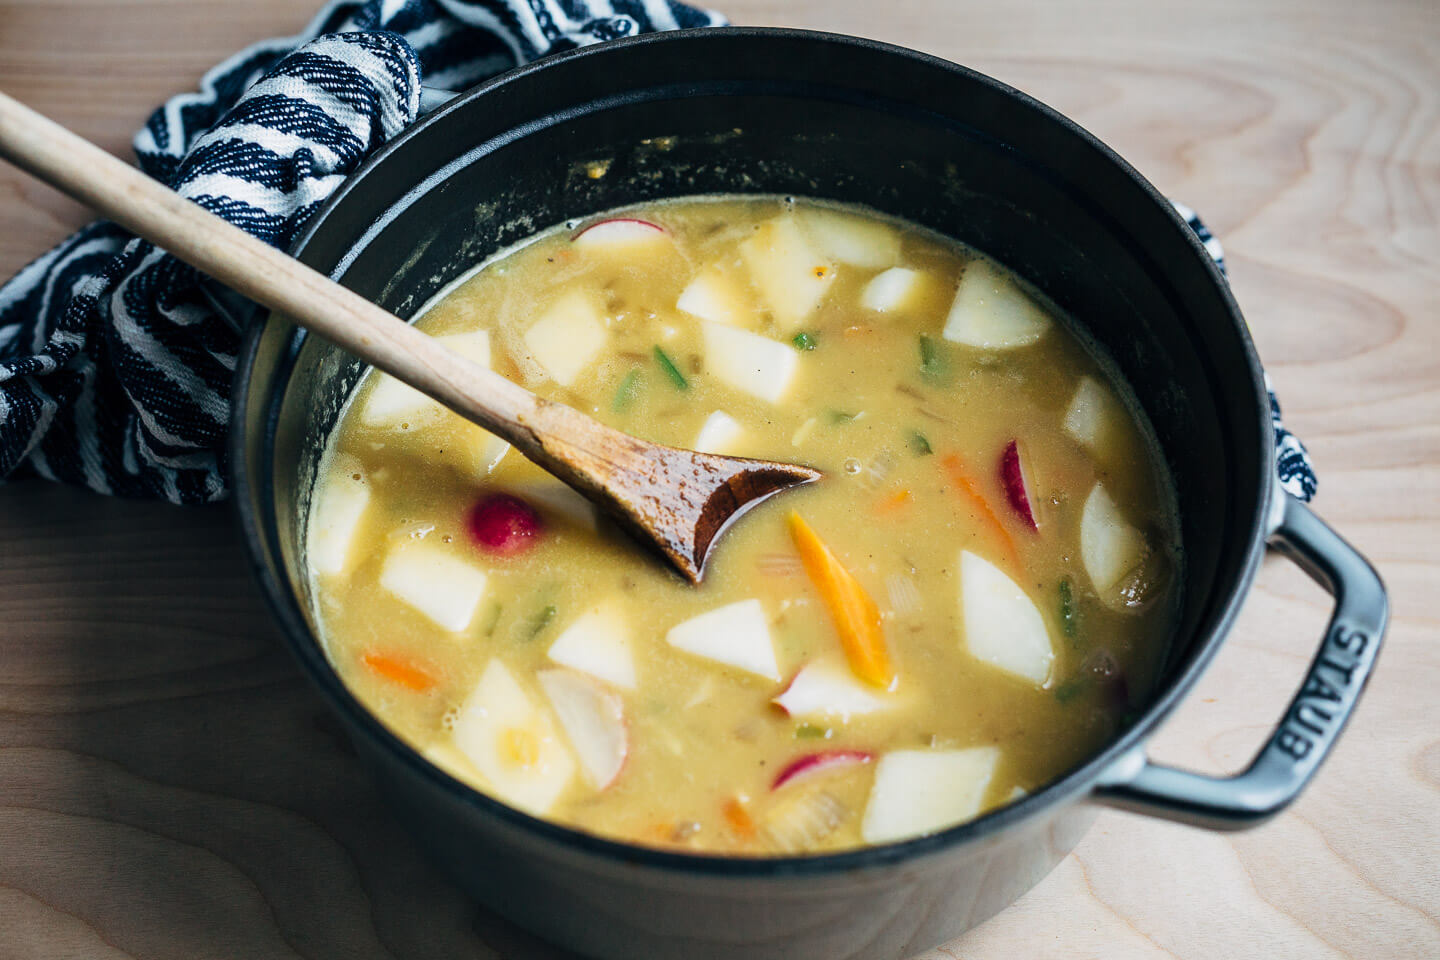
[0,89,548,447]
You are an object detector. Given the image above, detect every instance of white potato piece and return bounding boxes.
[537,668,628,790]
[860,267,925,313]
[702,322,799,404]
[548,606,636,690]
[942,259,1050,349]
[451,660,575,815]
[693,410,745,455]
[360,331,491,427]
[666,598,780,681]
[379,540,488,633]
[959,550,1054,685]
[773,662,892,720]
[677,264,753,328]
[1063,375,1118,451]
[1080,483,1147,594]
[796,206,901,268]
[861,747,1001,844]
[502,475,597,532]
[462,429,511,478]
[738,217,835,330]
[523,291,608,386]
[309,456,370,576]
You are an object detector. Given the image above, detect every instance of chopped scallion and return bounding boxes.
[908,429,933,455]
[521,604,557,641]
[653,345,689,390]
[794,723,832,740]
[827,409,860,425]
[1059,578,1078,639]
[792,331,817,351]
[612,368,643,412]
[919,334,947,383]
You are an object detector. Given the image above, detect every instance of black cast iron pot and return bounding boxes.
[231,28,1387,960]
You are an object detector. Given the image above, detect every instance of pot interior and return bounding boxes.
[236,29,1270,837]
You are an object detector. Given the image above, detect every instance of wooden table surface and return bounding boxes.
[1,1,1435,958]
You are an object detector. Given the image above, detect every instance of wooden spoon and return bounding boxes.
[0,90,821,583]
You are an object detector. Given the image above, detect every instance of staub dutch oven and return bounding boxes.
[231,28,1387,960]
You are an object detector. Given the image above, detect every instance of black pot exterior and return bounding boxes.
[232,28,1280,960]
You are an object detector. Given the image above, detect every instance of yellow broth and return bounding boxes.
[305,196,1179,855]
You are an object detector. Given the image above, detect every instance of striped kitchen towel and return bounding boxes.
[0,1,1315,505]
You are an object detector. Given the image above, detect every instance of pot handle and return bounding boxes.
[1092,494,1386,830]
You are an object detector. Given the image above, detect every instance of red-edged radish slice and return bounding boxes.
[537,667,628,790]
[309,454,370,576]
[1080,482,1148,596]
[998,439,1038,531]
[547,605,636,690]
[861,746,1000,844]
[942,259,1050,349]
[666,599,780,681]
[771,750,874,790]
[738,217,835,331]
[795,207,901,268]
[449,660,575,815]
[959,550,1053,685]
[467,492,543,556]
[572,217,667,251]
[773,662,891,720]
[379,540,488,633]
[523,290,607,386]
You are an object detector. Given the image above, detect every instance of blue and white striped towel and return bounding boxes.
[0,0,1316,505]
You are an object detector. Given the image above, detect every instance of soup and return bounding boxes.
[306,196,1179,855]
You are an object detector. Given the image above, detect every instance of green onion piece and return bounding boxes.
[1054,679,1087,704]
[653,345,689,390]
[522,604,558,642]
[612,368,643,412]
[482,602,503,638]
[794,723,832,740]
[1059,578,1078,639]
[827,409,859,425]
[792,331,817,351]
[919,334,947,382]
[909,429,933,455]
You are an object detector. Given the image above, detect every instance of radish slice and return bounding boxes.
[666,599,780,681]
[860,267,924,313]
[942,259,1050,349]
[773,662,891,720]
[959,550,1054,685]
[572,217,668,251]
[677,264,752,328]
[360,331,491,427]
[796,207,901,268]
[467,493,543,556]
[738,217,835,330]
[379,540,489,633]
[1080,482,1147,595]
[309,455,370,576]
[523,291,607,386]
[998,439,1038,531]
[861,747,1000,844]
[693,410,745,454]
[771,750,874,790]
[701,321,800,404]
[537,667,628,790]
[448,660,575,815]
[547,606,636,690]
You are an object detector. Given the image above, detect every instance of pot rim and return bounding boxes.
[230,25,1275,877]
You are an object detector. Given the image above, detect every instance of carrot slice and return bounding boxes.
[361,651,437,692]
[787,512,895,689]
[941,454,1020,570]
[875,489,912,513]
[722,796,758,839]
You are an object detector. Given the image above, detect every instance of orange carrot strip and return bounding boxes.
[941,454,1019,569]
[875,489,913,513]
[361,651,437,692]
[722,796,757,839]
[787,512,895,689]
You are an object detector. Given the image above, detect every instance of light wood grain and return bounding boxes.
[0,1,1436,958]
